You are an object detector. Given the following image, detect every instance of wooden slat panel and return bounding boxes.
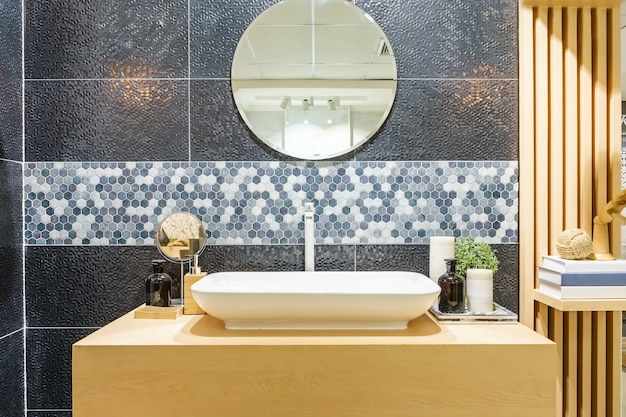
[592,312,607,417]
[607,7,622,258]
[564,311,578,416]
[521,3,623,417]
[518,3,537,327]
[607,311,621,417]
[592,9,608,221]
[550,307,564,417]
[535,7,550,259]
[563,7,579,229]
[578,311,592,417]
[578,8,593,234]
[549,7,564,245]
[536,301,550,337]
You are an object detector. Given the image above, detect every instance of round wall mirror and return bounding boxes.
[231,0,397,160]
[156,212,206,263]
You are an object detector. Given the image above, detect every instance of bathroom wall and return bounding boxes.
[0,0,24,416]
[19,0,518,414]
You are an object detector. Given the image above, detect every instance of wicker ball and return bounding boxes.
[556,228,593,260]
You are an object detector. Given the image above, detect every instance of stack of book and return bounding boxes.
[537,255,626,299]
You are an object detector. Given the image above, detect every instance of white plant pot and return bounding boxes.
[466,268,494,313]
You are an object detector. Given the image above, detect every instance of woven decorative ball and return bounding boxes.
[556,228,593,260]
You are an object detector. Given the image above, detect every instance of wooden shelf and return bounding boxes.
[521,0,620,7]
[533,289,626,311]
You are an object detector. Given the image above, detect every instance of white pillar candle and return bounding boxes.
[466,268,494,313]
[429,236,455,283]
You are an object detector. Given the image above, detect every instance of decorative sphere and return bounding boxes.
[556,228,593,260]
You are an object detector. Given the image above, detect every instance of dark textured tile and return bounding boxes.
[0,161,23,336]
[491,244,519,315]
[25,80,189,162]
[190,79,286,161]
[315,245,356,271]
[356,244,430,276]
[199,244,303,272]
[359,0,518,79]
[25,246,169,327]
[356,79,518,161]
[190,0,275,78]
[26,328,94,410]
[0,331,24,417]
[28,413,71,417]
[356,243,518,315]
[0,0,22,161]
[0,78,22,161]
[0,0,21,79]
[0,161,23,246]
[25,0,188,79]
[199,244,356,272]
[0,244,23,336]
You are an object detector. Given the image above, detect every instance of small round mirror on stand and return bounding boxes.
[231,0,397,160]
[156,212,207,307]
[156,212,207,263]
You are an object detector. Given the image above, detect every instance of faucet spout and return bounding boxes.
[304,202,315,271]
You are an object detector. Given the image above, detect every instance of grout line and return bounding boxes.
[0,328,23,342]
[187,0,192,162]
[21,0,28,414]
[21,76,517,82]
[27,409,72,412]
[27,326,101,330]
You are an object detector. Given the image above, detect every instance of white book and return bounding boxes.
[537,281,626,299]
[542,255,626,273]
[537,266,626,286]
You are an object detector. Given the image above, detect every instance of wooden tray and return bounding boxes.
[133,305,183,320]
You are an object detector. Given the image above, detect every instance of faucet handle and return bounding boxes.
[304,202,314,212]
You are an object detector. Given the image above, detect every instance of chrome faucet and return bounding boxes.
[304,202,315,271]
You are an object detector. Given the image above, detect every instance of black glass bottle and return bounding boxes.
[438,258,466,313]
[145,259,172,307]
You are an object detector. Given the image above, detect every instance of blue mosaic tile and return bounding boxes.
[24,161,518,245]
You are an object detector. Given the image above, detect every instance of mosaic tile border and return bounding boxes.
[24,161,518,246]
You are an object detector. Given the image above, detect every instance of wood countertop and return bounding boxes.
[75,309,553,347]
[73,309,556,417]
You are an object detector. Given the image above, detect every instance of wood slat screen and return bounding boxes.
[519,2,622,416]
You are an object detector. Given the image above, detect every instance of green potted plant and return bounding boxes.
[454,236,499,277]
[454,237,500,313]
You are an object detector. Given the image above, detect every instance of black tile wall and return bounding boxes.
[25,246,166,328]
[0,244,23,336]
[0,331,24,417]
[26,328,94,410]
[190,0,276,78]
[359,0,518,80]
[0,0,22,161]
[25,0,188,80]
[25,80,190,162]
[19,0,520,414]
[199,244,357,272]
[356,79,518,161]
[0,161,24,337]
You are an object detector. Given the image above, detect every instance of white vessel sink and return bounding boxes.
[190,270,440,330]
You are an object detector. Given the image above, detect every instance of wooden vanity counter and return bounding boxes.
[73,310,556,417]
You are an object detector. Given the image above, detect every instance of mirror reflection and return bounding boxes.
[156,212,206,263]
[231,0,397,160]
